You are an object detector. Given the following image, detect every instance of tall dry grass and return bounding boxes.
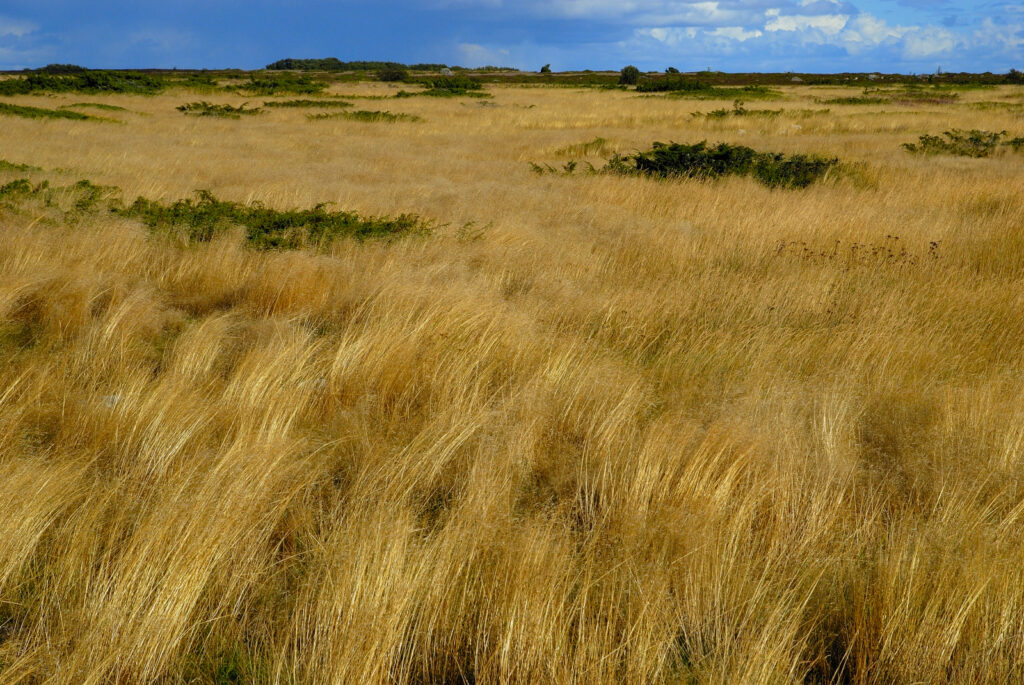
[1,83,1024,683]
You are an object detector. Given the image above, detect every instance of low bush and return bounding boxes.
[696,100,783,119]
[262,99,353,108]
[377,67,408,82]
[396,75,488,97]
[0,159,42,173]
[228,73,326,95]
[308,110,420,122]
[636,77,711,93]
[619,66,641,86]
[116,190,431,248]
[902,129,1007,157]
[177,102,262,118]
[60,102,128,112]
[0,70,163,95]
[616,141,838,188]
[0,102,102,121]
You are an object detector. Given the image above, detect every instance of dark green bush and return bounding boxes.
[177,102,262,118]
[396,75,487,97]
[116,190,431,249]
[0,70,163,95]
[619,65,641,86]
[540,64,552,74]
[0,159,42,173]
[308,110,420,122]
[0,102,99,121]
[619,141,838,189]
[262,99,352,108]
[636,77,710,93]
[902,129,1006,157]
[228,73,326,95]
[377,67,408,82]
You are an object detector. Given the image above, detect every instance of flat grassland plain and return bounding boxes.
[1,79,1024,684]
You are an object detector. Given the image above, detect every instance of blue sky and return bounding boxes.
[1,1,1022,73]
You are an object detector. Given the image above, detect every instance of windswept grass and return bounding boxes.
[3,83,1024,685]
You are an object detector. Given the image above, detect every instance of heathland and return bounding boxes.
[1,69,1024,683]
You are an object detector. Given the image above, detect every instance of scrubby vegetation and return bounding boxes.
[265,58,448,72]
[902,129,1014,157]
[0,70,164,95]
[614,141,839,188]
[60,102,129,112]
[695,100,784,119]
[261,99,353,108]
[0,102,105,121]
[227,73,326,95]
[177,102,262,118]
[309,110,420,122]
[396,75,488,98]
[0,158,42,173]
[117,190,431,248]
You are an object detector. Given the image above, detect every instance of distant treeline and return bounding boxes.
[265,58,450,72]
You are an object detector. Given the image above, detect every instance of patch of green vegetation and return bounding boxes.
[308,110,420,122]
[116,190,432,249]
[0,102,104,121]
[816,96,887,105]
[1007,137,1024,152]
[0,70,163,95]
[611,141,839,189]
[177,102,262,118]
[228,72,327,95]
[396,75,488,98]
[636,76,711,93]
[265,58,449,72]
[0,159,42,173]
[0,176,117,212]
[59,102,128,112]
[902,129,1009,157]
[262,99,353,108]
[695,100,783,119]
[0,178,36,200]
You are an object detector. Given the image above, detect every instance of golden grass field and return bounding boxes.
[2,81,1024,683]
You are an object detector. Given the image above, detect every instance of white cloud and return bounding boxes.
[902,26,958,58]
[0,16,37,37]
[973,17,1024,52]
[764,8,850,35]
[710,26,763,41]
[840,14,910,45]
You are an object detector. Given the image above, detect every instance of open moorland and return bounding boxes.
[2,71,1024,683]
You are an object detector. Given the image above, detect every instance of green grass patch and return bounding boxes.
[0,102,104,121]
[694,100,784,119]
[308,110,420,122]
[116,190,431,249]
[902,129,1013,157]
[611,141,839,189]
[177,101,262,118]
[262,99,353,108]
[815,96,887,105]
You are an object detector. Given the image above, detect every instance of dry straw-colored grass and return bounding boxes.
[2,83,1024,683]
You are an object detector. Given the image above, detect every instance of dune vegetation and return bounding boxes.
[2,80,1024,683]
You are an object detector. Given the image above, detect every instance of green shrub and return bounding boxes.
[177,102,262,118]
[396,75,487,97]
[308,110,420,123]
[262,99,353,108]
[228,73,326,95]
[116,190,431,248]
[695,100,783,119]
[619,65,641,86]
[902,129,1006,157]
[377,67,408,82]
[60,102,128,112]
[0,70,163,95]
[0,159,42,173]
[618,141,838,189]
[636,77,710,93]
[540,64,551,74]
[0,102,101,121]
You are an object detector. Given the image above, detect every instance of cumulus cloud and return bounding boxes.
[764,8,850,35]
[458,42,512,65]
